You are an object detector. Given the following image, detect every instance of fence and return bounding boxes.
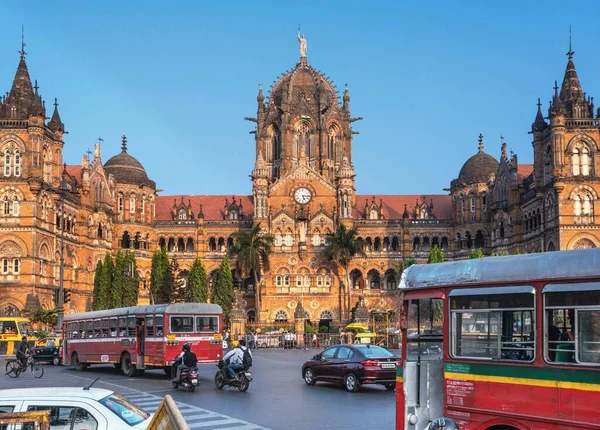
[241,331,400,350]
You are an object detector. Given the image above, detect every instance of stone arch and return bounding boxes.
[567,233,600,250]
[273,308,290,322]
[0,237,26,257]
[350,268,364,289]
[546,240,556,252]
[569,184,598,200]
[367,269,381,289]
[566,134,598,153]
[319,309,335,321]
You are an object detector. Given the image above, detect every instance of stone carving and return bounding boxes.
[297,28,307,58]
[0,240,23,257]
[310,300,319,309]
[94,142,100,159]
[287,300,297,309]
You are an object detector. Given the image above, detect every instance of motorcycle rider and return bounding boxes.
[16,336,31,369]
[171,343,197,383]
[222,339,251,380]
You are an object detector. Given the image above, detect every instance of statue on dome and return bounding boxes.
[297,27,307,58]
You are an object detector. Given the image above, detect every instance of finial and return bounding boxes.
[34,80,39,93]
[19,25,26,59]
[478,133,484,153]
[537,97,542,109]
[554,80,559,93]
[53,97,58,109]
[121,134,127,152]
[86,148,92,159]
[567,25,574,59]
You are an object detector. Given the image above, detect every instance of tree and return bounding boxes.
[186,258,209,303]
[321,224,365,322]
[169,257,186,303]
[213,256,235,322]
[92,260,103,311]
[470,248,485,259]
[229,223,274,321]
[93,253,114,311]
[151,247,170,304]
[122,251,139,307]
[111,251,126,309]
[24,307,58,332]
[427,246,445,264]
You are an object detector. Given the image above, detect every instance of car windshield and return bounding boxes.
[354,345,395,358]
[18,322,34,336]
[99,393,149,426]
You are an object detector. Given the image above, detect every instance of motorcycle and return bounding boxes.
[171,360,200,392]
[214,359,252,392]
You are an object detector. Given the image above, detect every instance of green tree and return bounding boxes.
[213,256,235,322]
[111,251,126,308]
[94,253,114,310]
[469,248,485,259]
[427,246,445,264]
[186,258,209,302]
[169,257,186,303]
[321,224,366,322]
[24,307,58,331]
[229,223,274,322]
[123,251,139,307]
[92,260,103,311]
[151,247,170,304]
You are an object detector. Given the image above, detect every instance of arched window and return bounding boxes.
[229,209,238,220]
[370,209,379,220]
[297,122,310,158]
[327,126,338,159]
[121,231,131,249]
[583,194,591,216]
[118,196,124,213]
[14,150,21,176]
[285,230,294,246]
[208,237,216,251]
[2,193,19,217]
[274,309,289,322]
[544,145,553,184]
[2,196,9,216]
[4,153,10,176]
[271,126,281,160]
[367,269,380,289]
[178,209,187,220]
[129,196,135,214]
[274,230,282,246]
[186,238,194,252]
[312,229,322,247]
[320,310,334,320]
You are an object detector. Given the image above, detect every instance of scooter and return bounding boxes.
[214,360,252,392]
[171,361,200,392]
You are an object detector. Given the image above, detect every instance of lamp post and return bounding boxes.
[55,179,69,335]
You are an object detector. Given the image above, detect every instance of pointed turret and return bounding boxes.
[257,84,264,111]
[532,98,548,132]
[2,50,36,119]
[550,81,566,117]
[343,83,350,111]
[558,41,591,118]
[48,98,65,132]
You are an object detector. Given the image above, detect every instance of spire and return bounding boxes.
[558,28,589,118]
[257,83,264,103]
[343,83,350,111]
[551,80,566,116]
[477,133,484,153]
[533,97,548,132]
[121,135,128,152]
[48,98,65,132]
[4,40,35,118]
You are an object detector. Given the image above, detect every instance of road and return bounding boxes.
[1,349,396,430]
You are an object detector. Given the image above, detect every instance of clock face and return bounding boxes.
[294,187,312,204]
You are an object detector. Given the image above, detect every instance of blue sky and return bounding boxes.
[2,1,600,196]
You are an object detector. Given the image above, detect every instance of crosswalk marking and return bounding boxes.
[0,369,270,430]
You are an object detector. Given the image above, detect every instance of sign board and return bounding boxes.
[147,394,189,430]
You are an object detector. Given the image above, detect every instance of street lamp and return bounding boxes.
[55,178,69,335]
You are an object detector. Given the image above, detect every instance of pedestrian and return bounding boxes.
[312,333,319,348]
[136,319,146,355]
[250,331,257,349]
[224,331,231,349]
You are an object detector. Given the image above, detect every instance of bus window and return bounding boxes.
[86,321,93,338]
[127,317,136,337]
[450,288,535,361]
[93,320,101,338]
[146,316,154,337]
[110,318,117,337]
[195,316,219,332]
[170,316,193,333]
[17,321,34,337]
[155,315,164,336]
[406,298,443,361]
[0,320,16,335]
[544,283,600,365]
[101,319,110,338]
[118,318,127,337]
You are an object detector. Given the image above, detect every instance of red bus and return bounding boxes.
[62,303,223,377]
[396,248,600,430]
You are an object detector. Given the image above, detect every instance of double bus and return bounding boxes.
[396,248,600,430]
[62,303,223,377]
[0,317,35,355]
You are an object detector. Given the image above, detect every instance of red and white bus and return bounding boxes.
[62,303,223,377]
[396,248,600,430]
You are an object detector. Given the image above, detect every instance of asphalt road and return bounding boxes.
[1,349,396,430]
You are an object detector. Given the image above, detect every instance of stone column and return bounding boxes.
[294,302,307,349]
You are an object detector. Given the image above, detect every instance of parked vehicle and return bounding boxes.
[0,387,152,429]
[214,359,252,392]
[31,337,62,365]
[302,344,397,392]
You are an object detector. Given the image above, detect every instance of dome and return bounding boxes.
[104,138,155,189]
[457,151,499,185]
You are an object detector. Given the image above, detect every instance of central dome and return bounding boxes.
[458,151,499,185]
[104,138,155,189]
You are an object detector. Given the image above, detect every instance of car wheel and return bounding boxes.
[72,353,86,371]
[121,353,137,377]
[52,356,61,366]
[344,373,360,393]
[303,368,316,386]
[384,382,395,391]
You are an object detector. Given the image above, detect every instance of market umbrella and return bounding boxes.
[345,322,369,331]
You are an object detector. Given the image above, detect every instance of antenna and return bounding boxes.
[83,377,100,390]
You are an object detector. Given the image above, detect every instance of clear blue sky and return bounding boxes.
[2,1,600,196]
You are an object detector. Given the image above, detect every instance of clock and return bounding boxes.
[294,187,312,204]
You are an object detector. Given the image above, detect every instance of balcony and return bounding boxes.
[566,119,600,128]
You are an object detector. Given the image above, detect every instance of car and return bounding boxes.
[301,344,398,392]
[0,387,152,429]
[31,337,62,365]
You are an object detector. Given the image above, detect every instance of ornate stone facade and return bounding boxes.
[1,40,599,323]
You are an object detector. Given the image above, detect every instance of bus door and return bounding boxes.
[135,317,146,369]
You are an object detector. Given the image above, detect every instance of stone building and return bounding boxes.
[1,39,598,323]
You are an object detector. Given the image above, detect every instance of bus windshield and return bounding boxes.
[18,322,34,336]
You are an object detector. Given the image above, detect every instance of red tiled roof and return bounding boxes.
[65,165,82,184]
[517,164,534,184]
[156,195,254,221]
[355,194,452,220]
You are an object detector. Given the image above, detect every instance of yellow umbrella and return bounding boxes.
[345,322,369,331]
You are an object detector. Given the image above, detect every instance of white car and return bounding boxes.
[0,387,152,429]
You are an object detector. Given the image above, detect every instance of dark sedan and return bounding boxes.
[301,344,398,392]
[31,337,62,365]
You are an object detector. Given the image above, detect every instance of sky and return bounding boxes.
[2,1,600,196]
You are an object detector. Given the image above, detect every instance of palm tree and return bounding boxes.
[321,224,365,322]
[229,223,274,322]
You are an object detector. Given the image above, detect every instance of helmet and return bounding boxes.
[182,343,191,351]
[429,418,459,430]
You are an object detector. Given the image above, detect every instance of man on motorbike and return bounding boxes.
[172,343,197,383]
[16,336,31,369]
[222,339,251,380]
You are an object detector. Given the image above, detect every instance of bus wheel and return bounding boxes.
[72,353,86,371]
[121,353,137,377]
